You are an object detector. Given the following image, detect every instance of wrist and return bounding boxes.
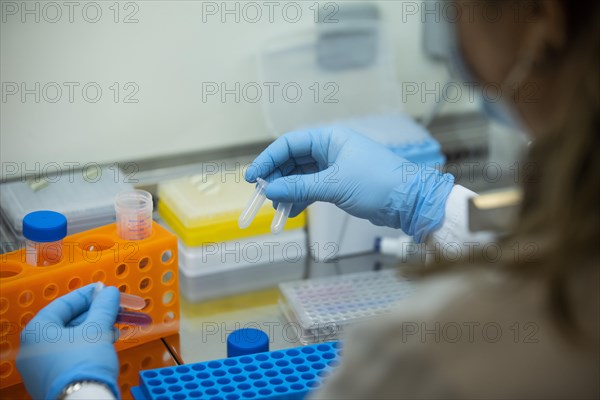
[49,372,119,400]
[57,381,115,400]
[388,168,454,243]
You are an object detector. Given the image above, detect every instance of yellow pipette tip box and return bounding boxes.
[158,173,306,246]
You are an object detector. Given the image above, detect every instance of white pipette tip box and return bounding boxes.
[278,269,415,344]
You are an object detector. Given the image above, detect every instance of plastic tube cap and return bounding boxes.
[227,328,269,357]
[23,211,67,242]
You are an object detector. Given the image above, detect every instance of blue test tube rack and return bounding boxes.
[130,341,342,400]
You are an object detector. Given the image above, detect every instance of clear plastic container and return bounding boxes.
[23,211,67,267]
[115,190,153,240]
[0,166,133,237]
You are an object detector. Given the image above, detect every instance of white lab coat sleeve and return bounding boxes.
[64,383,116,400]
[427,185,495,257]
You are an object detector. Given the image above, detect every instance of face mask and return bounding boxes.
[445,17,528,132]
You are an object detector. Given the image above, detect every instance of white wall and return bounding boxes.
[1,1,474,179]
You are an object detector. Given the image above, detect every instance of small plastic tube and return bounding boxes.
[271,202,292,234]
[94,282,147,310]
[115,190,153,241]
[238,178,268,229]
[116,310,153,326]
[118,292,146,310]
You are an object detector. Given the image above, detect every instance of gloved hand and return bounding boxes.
[17,283,120,400]
[245,126,455,243]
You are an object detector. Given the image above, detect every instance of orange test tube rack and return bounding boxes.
[0,221,179,389]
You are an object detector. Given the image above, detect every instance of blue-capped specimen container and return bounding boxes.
[23,210,68,266]
[131,341,342,400]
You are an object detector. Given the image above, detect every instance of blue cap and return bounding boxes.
[23,211,67,242]
[227,328,269,357]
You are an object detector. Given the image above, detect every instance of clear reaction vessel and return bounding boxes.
[115,190,153,241]
[271,202,292,234]
[238,178,268,229]
[94,282,149,320]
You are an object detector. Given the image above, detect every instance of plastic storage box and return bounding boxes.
[158,173,305,247]
[178,229,307,302]
[0,167,133,238]
[279,270,414,344]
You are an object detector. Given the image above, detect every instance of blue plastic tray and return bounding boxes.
[131,341,342,400]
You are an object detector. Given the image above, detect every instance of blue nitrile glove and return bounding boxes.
[17,283,120,400]
[245,126,455,243]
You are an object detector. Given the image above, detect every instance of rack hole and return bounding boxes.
[0,262,23,279]
[92,270,106,282]
[68,277,82,290]
[19,291,34,307]
[143,298,152,312]
[43,284,59,300]
[121,383,130,394]
[162,271,174,284]
[119,284,129,293]
[116,263,128,277]
[141,356,152,369]
[138,257,150,270]
[163,311,175,324]
[143,371,157,378]
[161,250,173,264]
[20,312,34,327]
[162,291,174,305]
[121,362,130,374]
[0,362,12,379]
[139,278,152,292]
[0,320,10,336]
